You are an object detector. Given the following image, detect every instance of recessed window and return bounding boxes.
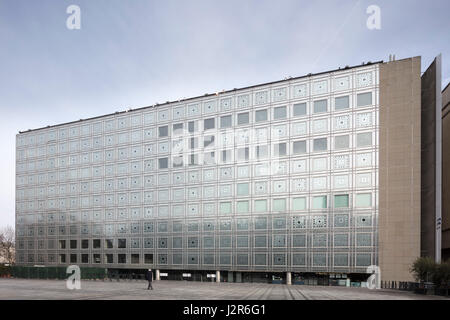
[118,239,126,248]
[237,112,250,125]
[254,199,267,212]
[105,254,113,263]
[204,135,215,148]
[158,157,169,169]
[313,196,327,209]
[357,132,372,147]
[173,155,183,167]
[81,254,89,263]
[189,137,197,149]
[105,239,114,248]
[93,254,101,263]
[221,150,231,163]
[293,103,307,116]
[292,197,306,211]
[334,194,349,208]
[237,183,249,196]
[237,201,249,214]
[256,145,268,159]
[335,96,349,110]
[274,106,287,119]
[273,198,286,212]
[357,92,372,107]
[93,239,101,249]
[335,135,350,149]
[158,126,168,137]
[355,193,372,207]
[188,121,196,133]
[204,118,215,131]
[203,151,215,165]
[255,109,268,122]
[173,123,183,134]
[188,154,198,166]
[70,240,77,249]
[81,239,89,249]
[313,138,327,152]
[144,254,153,264]
[237,147,249,161]
[293,140,307,154]
[274,143,287,156]
[313,100,327,113]
[220,115,232,128]
[220,202,232,215]
[59,240,66,249]
[118,254,126,264]
[131,254,140,264]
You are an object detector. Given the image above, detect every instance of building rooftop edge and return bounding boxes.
[18,59,385,134]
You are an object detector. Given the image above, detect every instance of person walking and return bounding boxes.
[146,269,153,290]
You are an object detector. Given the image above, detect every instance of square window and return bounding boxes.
[293,140,306,154]
[237,183,249,196]
[254,199,267,212]
[274,143,287,156]
[335,135,349,149]
[355,193,372,207]
[273,198,286,212]
[93,239,101,249]
[158,158,169,169]
[221,150,232,163]
[158,126,168,137]
[255,109,268,122]
[118,239,126,248]
[293,103,306,116]
[81,239,89,249]
[313,196,327,209]
[256,145,268,159]
[292,197,306,211]
[173,123,183,134]
[273,106,287,120]
[334,194,349,208]
[313,138,327,152]
[204,118,215,130]
[335,96,349,110]
[237,147,249,161]
[357,92,372,107]
[81,254,89,263]
[220,202,232,215]
[118,254,126,264]
[237,112,249,125]
[237,201,249,214]
[188,121,196,133]
[220,115,232,128]
[313,99,327,113]
[204,135,215,148]
[357,132,372,147]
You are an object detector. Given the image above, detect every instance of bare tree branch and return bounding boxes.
[0,225,15,265]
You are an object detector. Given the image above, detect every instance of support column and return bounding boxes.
[155,269,160,281]
[286,272,292,285]
[216,271,220,283]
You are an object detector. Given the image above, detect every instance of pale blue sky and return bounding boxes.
[0,0,449,228]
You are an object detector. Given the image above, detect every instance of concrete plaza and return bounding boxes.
[0,278,447,300]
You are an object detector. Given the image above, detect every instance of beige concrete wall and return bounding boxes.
[379,57,421,282]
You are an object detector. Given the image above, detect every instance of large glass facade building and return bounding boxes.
[16,56,442,283]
